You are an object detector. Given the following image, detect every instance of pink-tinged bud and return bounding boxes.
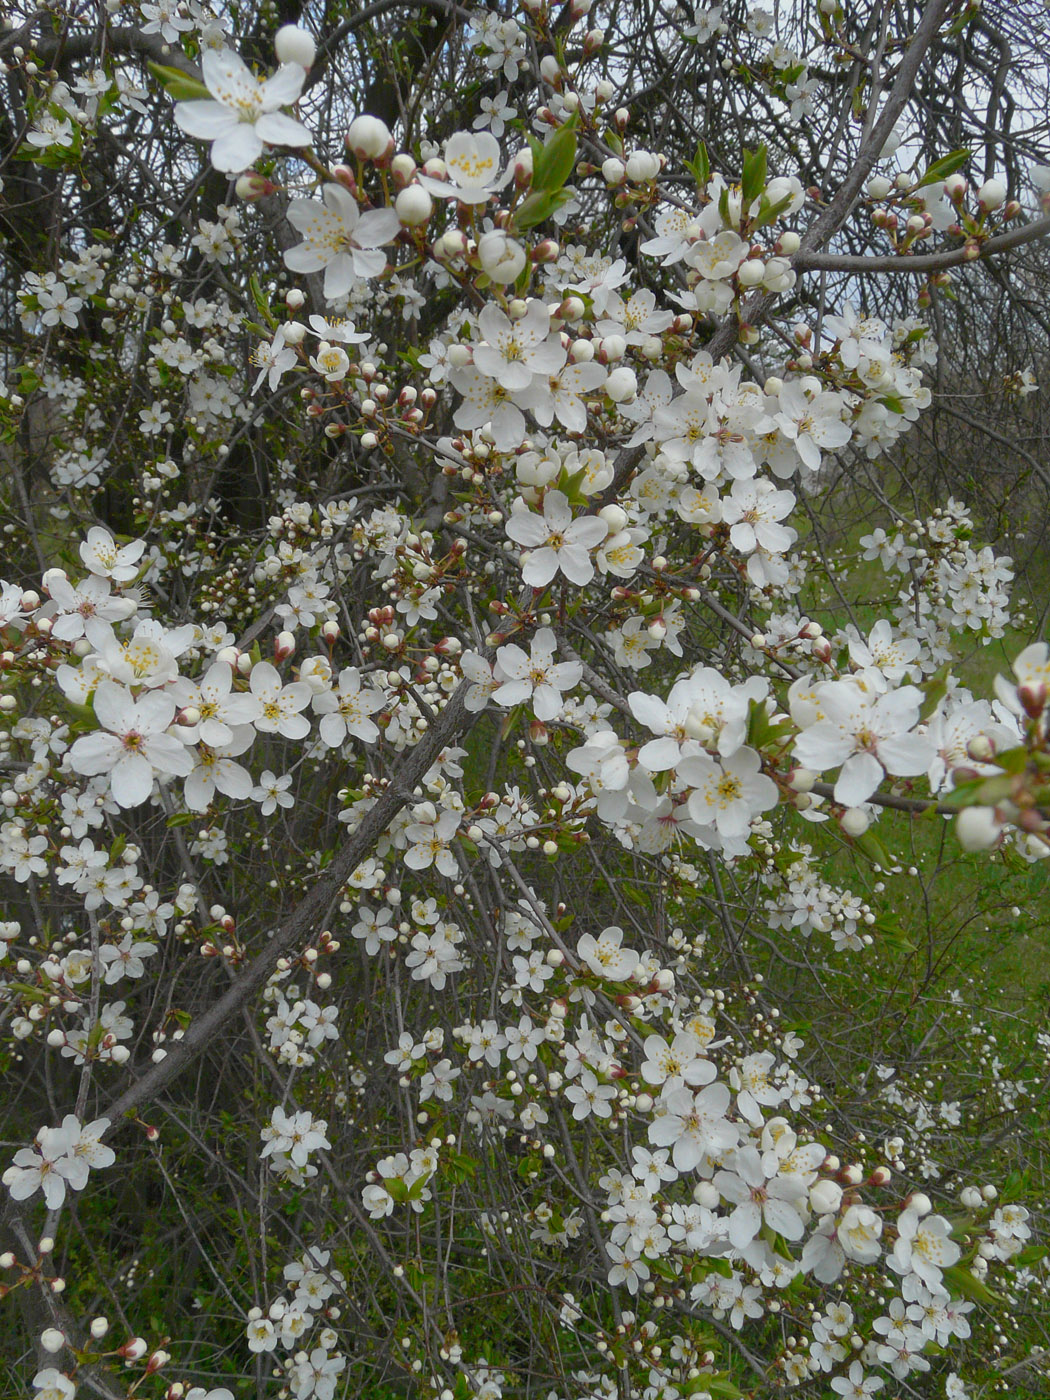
[346,114,394,162]
[531,238,560,263]
[1018,680,1047,718]
[321,619,340,645]
[529,720,549,745]
[390,152,417,186]
[274,630,296,662]
[121,1337,148,1362]
[788,767,816,792]
[963,238,982,260]
[435,228,469,262]
[177,706,200,727]
[220,914,236,932]
[597,333,627,363]
[943,173,967,202]
[512,146,533,186]
[583,27,604,56]
[557,295,585,321]
[869,1165,891,1185]
[812,637,833,663]
[235,172,276,202]
[145,1350,171,1375]
[1003,199,1022,220]
[331,163,358,195]
[539,54,562,86]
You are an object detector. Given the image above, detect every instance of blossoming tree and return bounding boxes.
[1,1,1049,1399]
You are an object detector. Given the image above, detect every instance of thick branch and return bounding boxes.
[796,213,1050,273]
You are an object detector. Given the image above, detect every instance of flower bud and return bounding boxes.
[692,1181,719,1208]
[625,150,660,183]
[736,258,766,287]
[977,178,1007,210]
[274,24,315,67]
[539,55,562,85]
[40,1328,65,1353]
[605,366,637,402]
[809,1180,843,1214]
[1018,680,1047,718]
[274,630,296,662]
[840,807,870,837]
[346,115,393,162]
[235,172,275,202]
[390,152,417,186]
[435,229,469,262]
[597,333,626,363]
[477,229,527,284]
[395,184,433,227]
[955,805,1002,851]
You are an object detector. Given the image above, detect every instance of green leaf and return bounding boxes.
[704,1379,745,1399]
[249,274,275,324]
[914,148,971,190]
[514,187,574,231]
[852,828,893,869]
[148,61,210,102]
[942,1263,1001,1304]
[685,139,711,188]
[532,116,579,194]
[919,662,950,722]
[740,144,767,209]
[751,192,794,229]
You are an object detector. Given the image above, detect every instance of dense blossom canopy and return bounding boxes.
[1,1,1049,1399]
